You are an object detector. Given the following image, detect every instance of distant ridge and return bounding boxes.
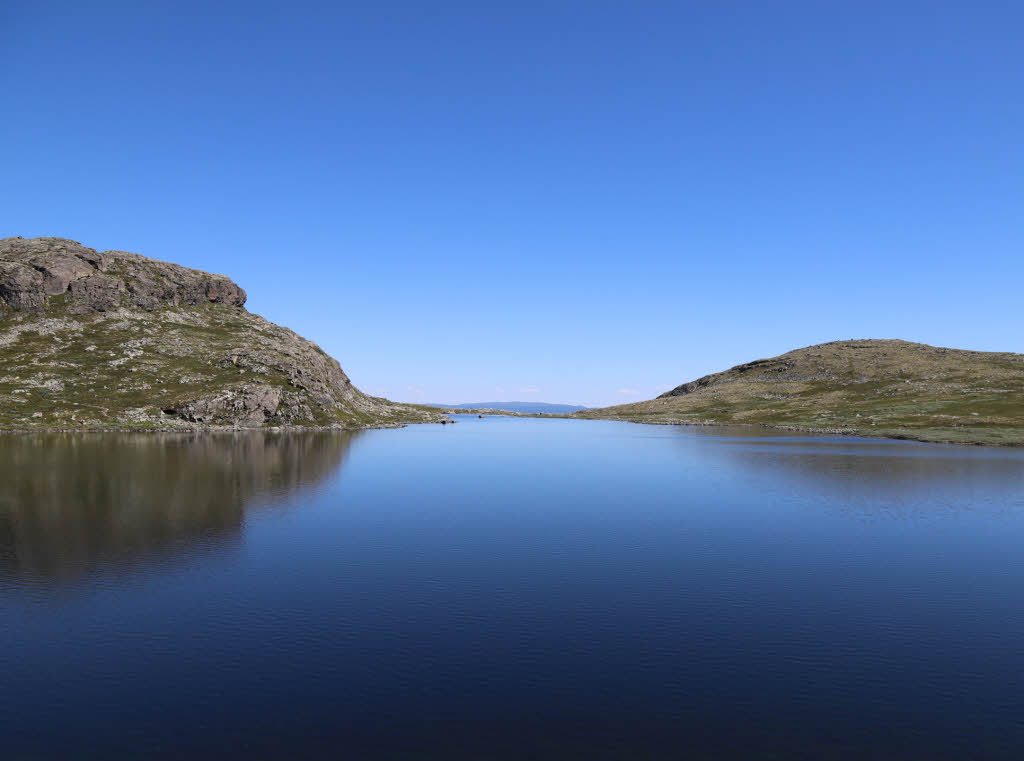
[428,401,587,414]
[575,339,1024,446]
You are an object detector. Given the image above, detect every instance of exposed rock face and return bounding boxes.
[173,385,283,426]
[659,357,799,397]
[0,237,444,430]
[0,237,246,314]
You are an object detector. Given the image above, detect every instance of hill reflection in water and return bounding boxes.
[3,419,1024,760]
[669,425,1024,517]
[0,431,360,583]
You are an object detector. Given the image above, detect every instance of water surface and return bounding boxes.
[2,418,1023,759]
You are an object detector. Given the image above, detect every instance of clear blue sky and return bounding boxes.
[2,1,1021,407]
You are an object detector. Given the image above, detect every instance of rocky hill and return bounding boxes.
[575,340,1024,445]
[0,237,446,430]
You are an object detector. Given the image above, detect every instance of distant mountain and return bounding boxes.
[575,339,1024,446]
[429,401,587,414]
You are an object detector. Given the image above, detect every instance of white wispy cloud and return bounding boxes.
[406,385,425,397]
[494,387,505,393]
[617,388,643,395]
[654,384,672,391]
[518,387,541,394]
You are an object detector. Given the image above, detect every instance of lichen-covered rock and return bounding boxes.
[0,237,246,313]
[0,237,445,430]
[68,274,125,313]
[170,384,283,426]
[0,260,46,311]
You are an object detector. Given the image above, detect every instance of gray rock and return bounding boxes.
[68,274,125,313]
[169,384,283,426]
[0,237,246,313]
[0,260,46,311]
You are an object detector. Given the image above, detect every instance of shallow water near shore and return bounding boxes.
[2,417,1024,759]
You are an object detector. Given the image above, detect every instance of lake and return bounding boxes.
[2,417,1024,760]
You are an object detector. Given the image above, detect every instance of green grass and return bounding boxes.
[0,303,444,431]
[575,339,1024,446]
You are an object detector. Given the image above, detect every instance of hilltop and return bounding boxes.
[574,340,1024,445]
[0,237,446,430]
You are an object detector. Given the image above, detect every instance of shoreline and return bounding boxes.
[568,414,1024,448]
[5,413,1021,448]
[0,419,457,435]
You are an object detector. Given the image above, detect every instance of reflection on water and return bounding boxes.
[0,431,359,582]
[674,426,1024,516]
[3,419,1024,761]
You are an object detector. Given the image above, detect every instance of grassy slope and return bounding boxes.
[0,300,441,431]
[575,340,1024,445]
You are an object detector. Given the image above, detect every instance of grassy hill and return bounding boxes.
[574,340,1024,445]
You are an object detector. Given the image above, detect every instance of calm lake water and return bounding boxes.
[2,417,1024,760]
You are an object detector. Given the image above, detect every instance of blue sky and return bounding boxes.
[2,1,1021,407]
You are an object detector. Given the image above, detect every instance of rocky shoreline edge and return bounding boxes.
[0,419,458,435]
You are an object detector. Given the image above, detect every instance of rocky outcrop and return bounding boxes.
[0,237,246,314]
[0,237,445,430]
[659,358,799,397]
[169,384,285,426]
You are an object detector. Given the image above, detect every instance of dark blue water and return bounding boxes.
[2,417,1024,759]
